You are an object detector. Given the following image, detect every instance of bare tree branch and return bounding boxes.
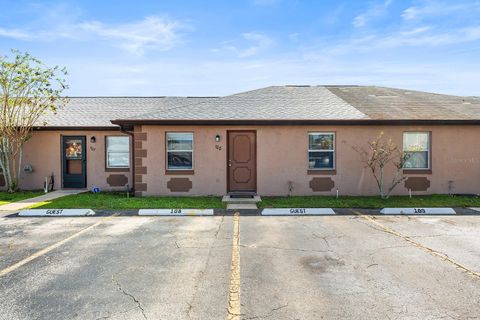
[353,132,410,199]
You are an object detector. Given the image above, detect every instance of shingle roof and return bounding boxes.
[326,86,480,120]
[36,97,218,127]
[125,85,368,121]
[36,85,480,128]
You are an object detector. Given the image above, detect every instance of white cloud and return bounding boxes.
[353,0,393,28]
[224,32,274,58]
[402,1,480,21]
[0,16,188,56]
[78,16,185,55]
[0,28,34,41]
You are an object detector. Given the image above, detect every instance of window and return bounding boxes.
[106,136,130,168]
[403,132,430,169]
[166,132,193,170]
[308,133,335,170]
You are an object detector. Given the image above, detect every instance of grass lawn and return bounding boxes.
[33,192,224,209]
[0,191,45,206]
[258,194,480,209]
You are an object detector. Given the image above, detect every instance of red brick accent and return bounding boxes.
[133,127,147,196]
[135,183,147,191]
[136,166,147,174]
[134,132,147,141]
[136,149,147,157]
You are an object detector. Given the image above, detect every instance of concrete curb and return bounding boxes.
[5,207,480,218]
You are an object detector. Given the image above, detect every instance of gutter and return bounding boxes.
[110,119,480,126]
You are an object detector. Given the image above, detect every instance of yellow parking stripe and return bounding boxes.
[0,214,118,278]
[227,212,241,320]
[356,212,480,280]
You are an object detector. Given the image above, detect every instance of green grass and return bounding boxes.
[258,195,480,209]
[33,192,224,209]
[0,191,45,205]
[28,192,480,210]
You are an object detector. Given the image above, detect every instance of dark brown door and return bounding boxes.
[228,131,256,193]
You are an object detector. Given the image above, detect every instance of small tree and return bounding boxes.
[0,50,68,192]
[353,132,410,199]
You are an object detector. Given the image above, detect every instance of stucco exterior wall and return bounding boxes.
[137,125,480,196]
[8,130,132,191]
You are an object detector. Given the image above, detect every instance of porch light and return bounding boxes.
[90,136,96,143]
[215,134,221,142]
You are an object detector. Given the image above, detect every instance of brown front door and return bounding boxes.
[227,131,257,193]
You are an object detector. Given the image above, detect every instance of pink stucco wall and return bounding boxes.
[139,125,480,196]
[14,130,132,191]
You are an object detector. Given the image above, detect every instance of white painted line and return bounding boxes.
[18,209,95,217]
[468,207,480,213]
[138,209,214,216]
[0,214,117,277]
[380,208,456,215]
[261,208,335,216]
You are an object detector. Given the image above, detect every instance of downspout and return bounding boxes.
[118,123,135,195]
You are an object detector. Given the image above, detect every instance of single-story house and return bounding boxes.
[7,85,480,197]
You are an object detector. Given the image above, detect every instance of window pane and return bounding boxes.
[404,132,429,152]
[65,139,82,159]
[107,152,129,167]
[404,151,428,169]
[309,134,334,150]
[167,133,193,151]
[107,136,129,152]
[308,151,334,169]
[106,136,129,168]
[168,151,193,169]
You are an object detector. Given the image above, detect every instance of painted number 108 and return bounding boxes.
[170,209,182,214]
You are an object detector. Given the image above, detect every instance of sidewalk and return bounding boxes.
[0,189,86,215]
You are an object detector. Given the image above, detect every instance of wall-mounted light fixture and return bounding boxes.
[90,136,96,143]
[215,134,221,142]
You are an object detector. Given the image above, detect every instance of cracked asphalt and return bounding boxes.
[0,213,479,319]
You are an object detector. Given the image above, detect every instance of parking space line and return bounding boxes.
[355,211,480,280]
[227,212,241,320]
[0,214,118,278]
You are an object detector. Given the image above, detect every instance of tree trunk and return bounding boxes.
[379,166,385,199]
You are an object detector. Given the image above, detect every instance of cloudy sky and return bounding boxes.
[0,0,479,96]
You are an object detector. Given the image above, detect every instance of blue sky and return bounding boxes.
[0,0,479,96]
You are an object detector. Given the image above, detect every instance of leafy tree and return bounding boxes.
[0,50,68,192]
[353,132,410,199]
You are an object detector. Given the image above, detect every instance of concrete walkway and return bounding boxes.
[0,189,86,214]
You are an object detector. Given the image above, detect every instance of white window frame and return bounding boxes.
[166,132,194,171]
[106,136,130,169]
[308,132,336,170]
[403,132,431,170]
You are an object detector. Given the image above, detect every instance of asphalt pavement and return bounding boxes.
[0,213,479,319]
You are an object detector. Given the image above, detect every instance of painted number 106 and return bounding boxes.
[414,208,426,213]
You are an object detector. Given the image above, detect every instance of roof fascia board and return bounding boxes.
[33,126,121,131]
[110,119,480,126]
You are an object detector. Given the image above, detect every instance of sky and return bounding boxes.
[0,0,479,97]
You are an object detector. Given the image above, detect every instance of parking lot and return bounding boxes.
[0,212,479,319]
